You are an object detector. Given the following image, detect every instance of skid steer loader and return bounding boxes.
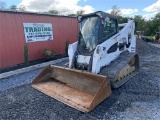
[32,11,139,112]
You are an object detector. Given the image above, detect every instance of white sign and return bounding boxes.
[23,23,53,43]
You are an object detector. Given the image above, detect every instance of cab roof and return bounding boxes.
[77,11,117,22]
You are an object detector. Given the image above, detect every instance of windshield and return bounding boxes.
[78,16,100,53]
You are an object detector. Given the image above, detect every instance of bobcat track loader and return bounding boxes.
[32,11,139,112]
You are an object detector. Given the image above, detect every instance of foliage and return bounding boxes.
[110,5,122,16]
[77,10,85,15]
[68,14,77,17]
[108,5,159,36]
[48,10,59,15]
[117,13,160,36]
[0,1,6,9]
[133,13,160,36]
[146,36,153,40]
[0,2,159,36]
[9,4,17,10]
[24,44,28,64]
[117,16,129,23]
[43,48,55,60]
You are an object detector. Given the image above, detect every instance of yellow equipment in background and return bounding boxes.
[152,32,160,43]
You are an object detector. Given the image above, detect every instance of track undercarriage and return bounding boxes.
[100,51,139,88]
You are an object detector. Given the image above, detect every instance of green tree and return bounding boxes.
[68,14,77,17]
[117,16,129,23]
[0,1,6,9]
[152,13,160,33]
[48,10,59,15]
[9,4,17,10]
[77,10,85,15]
[133,15,145,33]
[110,5,121,16]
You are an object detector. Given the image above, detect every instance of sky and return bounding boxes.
[2,0,160,19]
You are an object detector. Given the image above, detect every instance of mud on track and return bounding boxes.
[0,39,160,120]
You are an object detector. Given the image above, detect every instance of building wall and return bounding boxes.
[0,11,78,68]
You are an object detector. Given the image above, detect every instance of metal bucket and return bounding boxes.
[32,65,111,112]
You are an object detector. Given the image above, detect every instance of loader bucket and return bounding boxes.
[32,65,111,112]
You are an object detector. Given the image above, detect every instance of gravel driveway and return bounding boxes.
[148,42,160,49]
[0,39,160,120]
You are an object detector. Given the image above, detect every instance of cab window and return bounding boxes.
[102,18,117,42]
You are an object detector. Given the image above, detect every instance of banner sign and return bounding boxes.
[23,23,53,43]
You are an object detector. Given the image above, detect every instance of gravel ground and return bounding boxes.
[0,39,160,120]
[148,42,160,49]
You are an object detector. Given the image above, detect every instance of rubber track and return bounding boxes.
[99,51,139,88]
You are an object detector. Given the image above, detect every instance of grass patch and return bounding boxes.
[146,36,153,40]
